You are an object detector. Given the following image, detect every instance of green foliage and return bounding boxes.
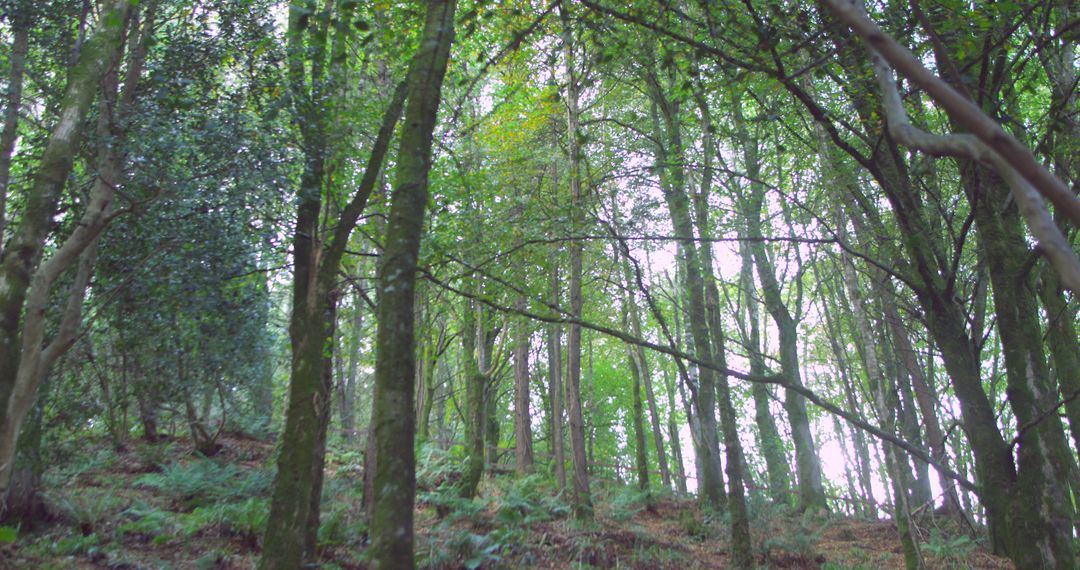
[134,441,181,471]
[677,508,710,541]
[493,474,569,526]
[44,488,128,531]
[628,542,689,567]
[0,526,17,544]
[922,529,976,568]
[51,533,100,556]
[117,504,177,542]
[416,440,462,491]
[133,459,271,508]
[317,503,367,548]
[600,485,650,522]
[450,530,505,570]
[758,511,827,562]
[118,497,269,545]
[48,447,119,485]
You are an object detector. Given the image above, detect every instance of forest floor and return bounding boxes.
[0,433,1012,569]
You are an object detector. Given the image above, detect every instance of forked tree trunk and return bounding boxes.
[0,0,132,496]
[645,59,725,511]
[261,3,407,565]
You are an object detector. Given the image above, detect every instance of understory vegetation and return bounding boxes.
[4,434,1003,569]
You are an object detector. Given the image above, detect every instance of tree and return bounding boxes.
[0,0,132,503]
[367,0,456,566]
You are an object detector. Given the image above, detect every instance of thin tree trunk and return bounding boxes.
[738,239,793,506]
[0,8,29,243]
[734,101,827,513]
[612,197,669,490]
[368,1,455,566]
[840,254,922,569]
[664,366,688,495]
[617,244,650,493]
[513,300,534,473]
[560,2,592,520]
[338,295,363,443]
[547,255,567,493]
[689,81,751,564]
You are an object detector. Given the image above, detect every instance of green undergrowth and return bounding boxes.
[5,436,1001,569]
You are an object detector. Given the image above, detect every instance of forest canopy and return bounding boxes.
[0,0,1079,568]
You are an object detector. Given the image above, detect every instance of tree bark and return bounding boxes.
[559,1,592,520]
[738,239,793,506]
[840,254,922,569]
[513,301,534,473]
[689,81,751,564]
[547,254,567,492]
[0,6,29,244]
[261,2,409,566]
[663,366,688,495]
[0,0,132,495]
[367,1,455,566]
[645,59,726,511]
[733,100,827,514]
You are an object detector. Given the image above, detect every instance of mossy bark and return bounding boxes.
[645,58,726,511]
[261,2,408,566]
[459,298,484,499]
[368,1,455,566]
[0,0,131,494]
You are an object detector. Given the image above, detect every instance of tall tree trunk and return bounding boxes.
[734,100,827,513]
[738,239,793,506]
[645,60,725,511]
[337,294,363,443]
[820,276,876,512]
[0,6,29,243]
[513,302,534,473]
[368,1,455,566]
[261,4,407,562]
[689,82,751,564]
[547,255,567,492]
[664,366,688,495]
[617,245,650,493]
[840,254,922,569]
[559,2,592,520]
[612,198,670,489]
[877,282,960,514]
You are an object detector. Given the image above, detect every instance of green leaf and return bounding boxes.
[0,526,16,543]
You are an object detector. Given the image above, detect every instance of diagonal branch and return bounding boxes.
[827,0,1080,291]
[826,0,1080,229]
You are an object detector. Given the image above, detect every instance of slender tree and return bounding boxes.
[368,1,456,566]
